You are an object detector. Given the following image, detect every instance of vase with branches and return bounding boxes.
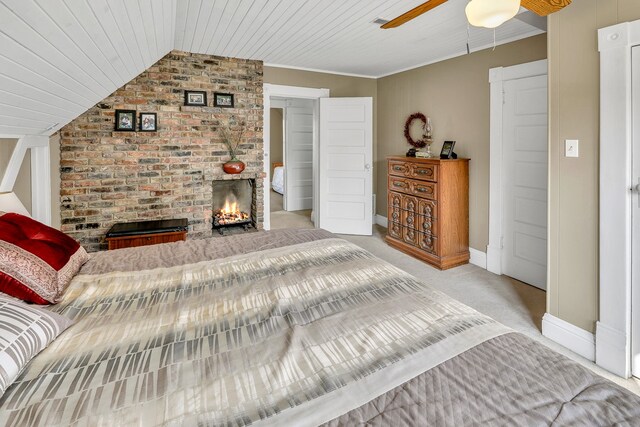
[219,116,246,174]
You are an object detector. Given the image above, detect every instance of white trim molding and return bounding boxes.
[263,84,330,231]
[596,322,628,375]
[596,20,640,378]
[469,249,487,270]
[487,59,548,276]
[264,63,376,80]
[542,313,595,361]
[375,214,388,228]
[0,135,51,225]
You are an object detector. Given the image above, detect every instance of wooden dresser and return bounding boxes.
[385,156,469,270]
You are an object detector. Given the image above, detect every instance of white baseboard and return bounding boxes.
[469,248,487,269]
[542,313,595,361]
[595,321,629,377]
[375,214,388,228]
[485,244,502,275]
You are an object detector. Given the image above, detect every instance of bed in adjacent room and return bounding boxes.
[272,162,284,195]
[0,216,639,426]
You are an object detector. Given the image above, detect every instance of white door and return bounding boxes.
[319,97,373,235]
[502,75,548,289]
[284,99,314,211]
[631,46,640,378]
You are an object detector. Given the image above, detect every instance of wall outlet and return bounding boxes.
[565,139,579,158]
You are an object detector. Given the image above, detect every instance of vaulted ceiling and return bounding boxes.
[0,0,543,137]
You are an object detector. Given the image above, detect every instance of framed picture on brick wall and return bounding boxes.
[184,90,207,106]
[140,113,157,132]
[115,109,136,131]
[214,92,234,108]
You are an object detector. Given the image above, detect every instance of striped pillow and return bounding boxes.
[0,294,73,396]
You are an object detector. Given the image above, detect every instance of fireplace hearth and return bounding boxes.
[212,179,254,234]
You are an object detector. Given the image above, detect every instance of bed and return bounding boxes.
[272,162,284,195]
[1,227,639,426]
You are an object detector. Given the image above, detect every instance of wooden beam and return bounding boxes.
[521,0,571,17]
[381,0,448,29]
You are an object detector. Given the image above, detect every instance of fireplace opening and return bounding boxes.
[212,179,254,234]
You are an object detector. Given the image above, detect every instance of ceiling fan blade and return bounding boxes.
[381,0,449,29]
[521,0,572,17]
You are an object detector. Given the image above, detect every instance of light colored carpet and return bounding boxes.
[271,210,313,229]
[268,211,640,394]
[269,190,313,230]
[270,190,283,213]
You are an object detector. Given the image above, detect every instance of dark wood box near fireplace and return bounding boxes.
[105,218,188,250]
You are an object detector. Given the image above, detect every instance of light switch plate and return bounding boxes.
[565,139,579,157]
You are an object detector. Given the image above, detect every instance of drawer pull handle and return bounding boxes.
[393,181,408,188]
[416,186,431,193]
[417,169,432,175]
[393,165,404,171]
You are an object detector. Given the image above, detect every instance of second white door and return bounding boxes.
[502,74,548,289]
[284,99,314,211]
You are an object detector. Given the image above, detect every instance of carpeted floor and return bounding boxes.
[270,190,314,229]
[267,210,640,394]
[270,190,283,213]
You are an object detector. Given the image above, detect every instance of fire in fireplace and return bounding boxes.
[212,179,254,234]
[214,197,250,227]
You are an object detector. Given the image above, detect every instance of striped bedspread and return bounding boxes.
[0,235,509,426]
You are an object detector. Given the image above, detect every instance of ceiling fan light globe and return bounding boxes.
[465,0,520,28]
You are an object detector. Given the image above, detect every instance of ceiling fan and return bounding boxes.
[381,0,571,29]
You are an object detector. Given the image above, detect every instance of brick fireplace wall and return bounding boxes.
[59,51,264,252]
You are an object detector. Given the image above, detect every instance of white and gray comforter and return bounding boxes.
[0,229,638,426]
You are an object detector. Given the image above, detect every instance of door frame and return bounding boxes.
[487,59,548,275]
[597,20,640,378]
[263,84,330,231]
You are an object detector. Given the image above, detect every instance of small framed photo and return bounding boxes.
[440,140,456,159]
[184,90,207,106]
[139,113,157,132]
[115,109,136,131]
[214,92,234,108]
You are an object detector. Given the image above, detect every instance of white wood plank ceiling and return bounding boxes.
[0,0,543,137]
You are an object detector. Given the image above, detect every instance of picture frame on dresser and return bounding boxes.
[440,140,456,159]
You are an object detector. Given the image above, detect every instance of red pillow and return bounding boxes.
[0,212,89,304]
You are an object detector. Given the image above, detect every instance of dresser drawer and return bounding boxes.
[389,160,410,177]
[401,207,417,231]
[388,192,402,224]
[409,163,438,182]
[403,225,418,246]
[417,231,438,255]
[418,213,438,237]
[389,176,437,200]
[388,221,402,240]
[418,199,438,219]
[389,160,438,182]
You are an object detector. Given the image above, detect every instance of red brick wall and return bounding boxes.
[59,51,264,251]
